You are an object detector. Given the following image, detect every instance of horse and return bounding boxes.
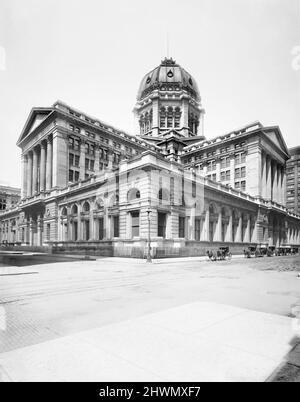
[206,250,217,261]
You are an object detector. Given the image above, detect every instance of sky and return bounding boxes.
[0,0,299,187]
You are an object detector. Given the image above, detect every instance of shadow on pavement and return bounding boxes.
[267,335,300,382]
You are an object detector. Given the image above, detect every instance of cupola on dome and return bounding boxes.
[137,58,201,102]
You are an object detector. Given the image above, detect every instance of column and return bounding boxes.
[32,148,38,194]
[226,211,233,242]
[46,137,53,190]
[273,161,278,203]
[261,152,267,198]
[266,156,272,200]
[27,152,33,197]
[278,166,283,205]
[189,208,196,240]
[40,142,46,192]
[202,208,210,241]
[282,167,287,206]
[244,215,251,243]
[236,214,242,243]
[214,209,222,242]
[21,154,28,199]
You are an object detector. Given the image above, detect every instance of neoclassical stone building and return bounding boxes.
[0,58,300,256]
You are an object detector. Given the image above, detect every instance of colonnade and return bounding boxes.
[261,152,286,204]
[21,136,53,198]
[187,205,255,244]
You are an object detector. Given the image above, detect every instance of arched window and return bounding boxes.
[167,106,173,128]
[160,107,166,128]
[71,204,78,215]
[61,207,68,216]
[174,107,181,128]
[128,188,141,202]
[82,201,90,212]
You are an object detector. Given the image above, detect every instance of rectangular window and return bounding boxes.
[131,211,140,237]
[85,221,90,241]
[90,160,94,171]
[195,218,201,241]
[226,170,230,181]
[75,155,80,167]
[46,224,51,241]
[235,152,246,165]
[113,216,119,237]
[241,166,246,178]
[74,139,80,151]
[207,160,216,172]
[69,169,74,182]
[241,181,246,191]
[85,158,89,170]
[99,218,104,240]
[221,157,230,169]
[75,171,80,182]
[179,216,185,238]
[157,213,167,238]
[69,153,74,166]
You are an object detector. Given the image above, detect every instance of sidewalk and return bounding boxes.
[100,255,245,264]
[0,301,296,382]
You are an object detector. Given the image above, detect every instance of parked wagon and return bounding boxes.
[218,246,232,260]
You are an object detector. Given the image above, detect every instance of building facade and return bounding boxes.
[1,58,300,256]
[0,185,20,212]
[286,146,300,214]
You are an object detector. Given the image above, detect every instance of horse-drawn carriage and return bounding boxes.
[206,247,232,261]
[244,245,267,258]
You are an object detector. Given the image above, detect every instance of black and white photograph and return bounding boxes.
[0,0,300,384]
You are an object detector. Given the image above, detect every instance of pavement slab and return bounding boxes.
[0,301,296,382]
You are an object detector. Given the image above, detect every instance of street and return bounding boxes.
[0,255,300,381]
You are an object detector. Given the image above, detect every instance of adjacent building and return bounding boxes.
[0,58,300,256]
[0,185,20,212]
[286,146,300,214]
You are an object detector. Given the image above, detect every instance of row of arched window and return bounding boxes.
[160,106,181,129]
[139,110,153,134]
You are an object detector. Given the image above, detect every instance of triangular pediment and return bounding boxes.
[16,108,54,145]
[263,127,289,157]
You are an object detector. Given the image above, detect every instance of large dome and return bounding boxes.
[137,58,201,102]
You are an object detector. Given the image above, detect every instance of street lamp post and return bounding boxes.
[146,208,152,263]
